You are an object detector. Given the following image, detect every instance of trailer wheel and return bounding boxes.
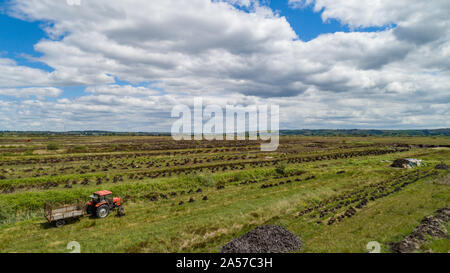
[96,205,110,218]
[55,220,65,227]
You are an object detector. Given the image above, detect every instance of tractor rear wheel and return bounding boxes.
[96,205,110,218]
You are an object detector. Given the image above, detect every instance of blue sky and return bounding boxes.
[0,0,448,131]
[0,10,55,70]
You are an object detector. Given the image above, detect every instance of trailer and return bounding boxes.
[44,203,85,227]
[43,190,124,228]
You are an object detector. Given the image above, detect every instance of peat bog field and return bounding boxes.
[0,135,448,253]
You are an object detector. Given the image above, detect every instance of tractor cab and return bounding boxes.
[86,190,124,218]
[89,190,113,205]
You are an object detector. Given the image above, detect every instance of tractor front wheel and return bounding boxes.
[96,205,110,218]
[117,205,125,217]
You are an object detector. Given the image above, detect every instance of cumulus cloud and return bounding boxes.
[289,1,449,27]
[0,58,54,87]
[0,0,448,130]
[85,84,161,96]
[0,87,62,98]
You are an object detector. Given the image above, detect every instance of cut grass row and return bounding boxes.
[1,148,446,218]
[0,147,407,191]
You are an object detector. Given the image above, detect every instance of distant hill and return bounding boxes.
[0,131,171,136]
[0,129,449,137]
[279,129,450,137]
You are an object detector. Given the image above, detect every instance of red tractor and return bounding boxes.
[86,190,124,218]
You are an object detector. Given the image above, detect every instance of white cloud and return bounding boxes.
[0,58,53,87]
[0,0,448,130]
[289,0,450,28]
[85,84,161,96]
[0,87,62,98]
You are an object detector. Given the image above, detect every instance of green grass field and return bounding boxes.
[0,135,448,253]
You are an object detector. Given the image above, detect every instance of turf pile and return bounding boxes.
[220,225,302,253]
[435,163,449,170]
[390,207,450,253]
[391,158,411,168]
